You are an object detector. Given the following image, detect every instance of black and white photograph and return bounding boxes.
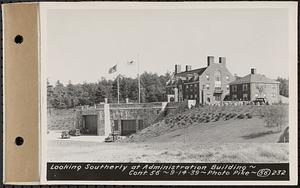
[40,2,297,184]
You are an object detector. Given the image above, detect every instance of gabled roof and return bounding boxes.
[230,73,279,85]
[174,67,207,77]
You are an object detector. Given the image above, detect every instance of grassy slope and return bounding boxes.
[142,118,284,143]
[125,105,288,143]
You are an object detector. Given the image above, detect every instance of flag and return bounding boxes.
[108,64,117,74]
[127,60,134,65]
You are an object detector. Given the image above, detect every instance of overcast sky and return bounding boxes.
[46,7,289,84]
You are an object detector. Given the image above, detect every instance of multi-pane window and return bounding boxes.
[243,84,248,91]
[232,85,237,92]
[215,71,221,81]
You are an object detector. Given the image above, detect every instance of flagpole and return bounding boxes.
[137,54,141,103]
[116,60,120,104]
[117,74,120,104]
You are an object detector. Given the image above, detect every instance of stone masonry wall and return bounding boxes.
[47,108,78,130]
[109,103,163,135]
[48,102,171,135]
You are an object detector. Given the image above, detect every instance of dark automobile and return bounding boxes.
[253,98,267,105]
[104,133,120,142]
[61,131,70,139]
[69,129,81,136]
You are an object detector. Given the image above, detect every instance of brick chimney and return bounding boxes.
[186,65,192,71]
[175,64,181,74]
[207,56,214,66]
[219,57,226,65]
[251,68,257,74]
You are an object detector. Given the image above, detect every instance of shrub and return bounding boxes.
[213,117,220,122]
[245,113,252,119]
[175,101,189,114]
[278,127,289,143]
[237,114,245,119]
[224,114,232,120]
[261,106,288,132]
[198,118,204,123]
[164,118,170,124]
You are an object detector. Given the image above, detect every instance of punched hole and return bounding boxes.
[14,35,23,44]
[15,137,24,146]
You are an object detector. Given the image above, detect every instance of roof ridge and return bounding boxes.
[230,73,279,84]
[175,67,207,75]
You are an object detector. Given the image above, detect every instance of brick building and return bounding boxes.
[166,56,235,104]
[229,68,280,104]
